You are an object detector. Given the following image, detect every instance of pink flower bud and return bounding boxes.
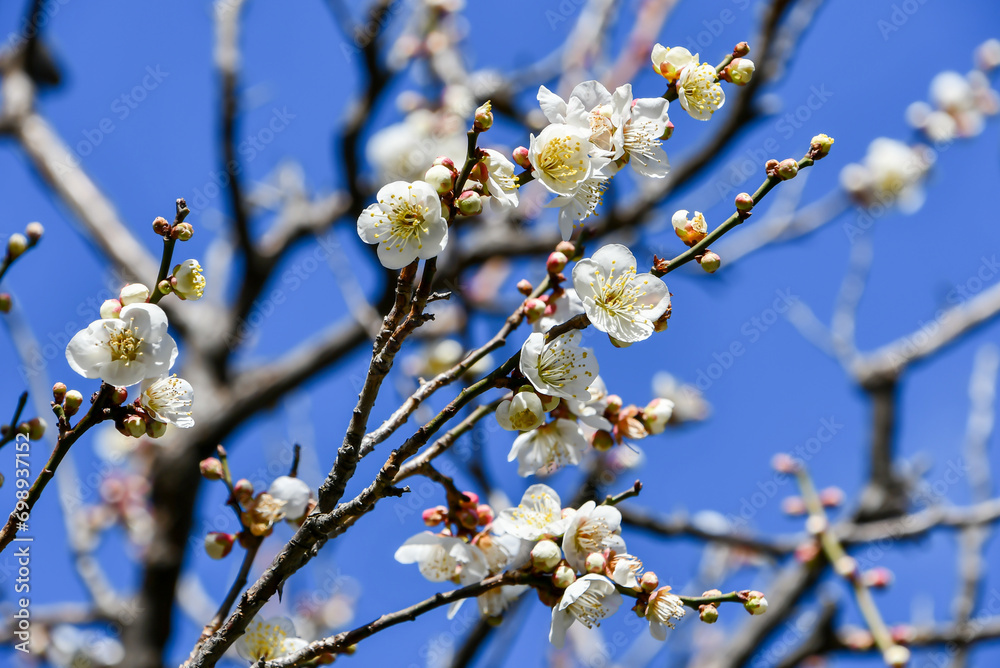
[111,386,129,405]
[233,479,254,503]
[52,383,67,404]
[777,159,799,180]
[546,251,568,274]
[460,491,479,508]
[153,216,171,235]
[512,146,531,170]
[26,417,46,441]
[771,453,800,474]
[205,532,236,560]
[100,299,122,319]
[585,552,606,574]
[733,42,750,57]
[661,119,674,140]
[698,251,721,274]
[424,164,456,194]
[476,504,494,525]
[863,567,894,589]
[640,571,659,592]
[457,190,483,216]
[433,156,456,171]
[200,457,225,480]
[781,496,807,516]
[523,298,546,323]
[458,508,479,529]
[735,192,754,211]
[64,390,83,416]
[555,241,575,256]
[516,279,533,295]
[819,486,845,507]
[794,542,821,563]
[422,505,448,526]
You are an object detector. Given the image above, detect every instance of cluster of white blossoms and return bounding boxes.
[839,138,935,213]
[651,44,753,121]
[65,281,195,434]
[234,616,308,663]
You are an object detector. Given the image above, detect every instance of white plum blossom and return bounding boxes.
[839,138,934,213]
[520,331,598,401]
[235,616,308,662]
[268,476,313,521]
[643,397,675,434]
[483,149,519,210]
[534,288,586,334]
[609,553,644,588]
[548,170,612,241]
[172,259,205,301]
[495,391,545,432]
[646,588,686,640]
[395,532,487,584]
[651,44,697,82]
[449,533,527,619]
[677,62,725,121]
[567,375,613,432]
[66,303,178,387]
[561,500,626,571]
[672,209,708,245]
[549,574,623,648]
[366,109,467,183]
[528,123,602,197]
[357,180,449,269]
[618,91,671,178]
[572,244,671,344]
[139,375,194,428]
[508,419,590,477]
[493,483,570,541]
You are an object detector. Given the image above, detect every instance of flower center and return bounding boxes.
[106,322,143,365]
[538,135,586,184]
[146,378,193,415]
[510,491,560,531]
[570,589,610,628]
[681,65,724,116]
[588,110,615,152]
[623,119,661,161]
[246,622,288,660]
[593,266,646,322]
[573,517,614,554]
[537,337,590,394]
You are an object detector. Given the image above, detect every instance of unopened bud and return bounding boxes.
[771,453,799,474]
[204,532,236,560]
[474,101,494,132]
[765,159,780,176]
[100,299,122,319]
[592,429,614,451]
[547,251,568,274]
[781,496,807,515]
[883,645,911,668]
[432,155,456,170]
[460,491,479,508]
[119,283,149,306]
[64,390,84,416]
[111,386,129,405]
[810,133,834,160]
[123,415,146,438]
[200,457,225,480]
[834,555,859,580]
[585,552,606,574]
[458,508,479,529]
[530,539,562,572]
[476,504,494,525]
[512,146,531,170]
[173,222,194,241]
[794,541,821,563]
[457,190,483,216]
[862,567,894,589]
[523,298,546,323]
[726,58,754,85]
[699,605,719,624]
[776,159,798,180]
[552,561,577,588]
[743,591,768,615]
[805,515,828,536]
[516,279,533,295]
[52,382,67,404]
[698,251,721,274]
[6,233,28,260]
[233,479,254,503]
[422,505,448,526]
[640,572,659,592]
[735,192,754,211]
[0,293,10,313]
[24,222,44,244]
[158,280,172,295]
[26,417,46,441]
[733,41,750,57]
[555,241,575,256]
[146,419,167,438]
[424,164,456,194]
[819,486,845,507]
[152,216,171,235]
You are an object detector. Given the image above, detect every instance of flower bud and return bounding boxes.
[671,210,708,246]
[531,539,562,572]
[863,567,894,589]
[458,508,479,529]
[727,58,754,85]
[883,646,910,668]
[152,216,171,235]
[643,397,674,435]
[834,555,859,580]
[123,415,146,438]
[459,491,479,508]
[592,429,614,451]
[733,41,750,57]
[555,240,575,256]
[640,571,659,592]
[173,222,194,241]
[661,119,674,140]
[100,299,122,319]
[805,515,828,536]
[699,605,719,624]
[200,457,225,480]
[698,251,721,274]
[765,159,780,175]
[233,479,254,503]
[819,486,845,507]
[512,146,531,170]
[119,283,150,305]
[146,419,167,438]
[205,532,236,560]
[424,164,456,194]
[52,382,67,404]
[771,453,799,474]
[794,541,821,563]
[456,191,483,216]
[546,251,568,274]
[26,417,46,441]
[523,298,546,323]
[64,390,83,416]
[474,101,493,132]
[606,395,623,414]
[172,259,206,301]
[735,192,754,211]
[432,156,456,170]
[585,552,606,574]
[776,159,799,180]
[552,561,577,588]
[516,279,533,295]
[476,504,494,525]
[0,293,10,313]
[810,133,834,159]
[6,233,28,260]
[422,505,448,526]
[24,222,44,244]
[743,591,768,615]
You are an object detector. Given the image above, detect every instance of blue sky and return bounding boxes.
[2,0,1000,666]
